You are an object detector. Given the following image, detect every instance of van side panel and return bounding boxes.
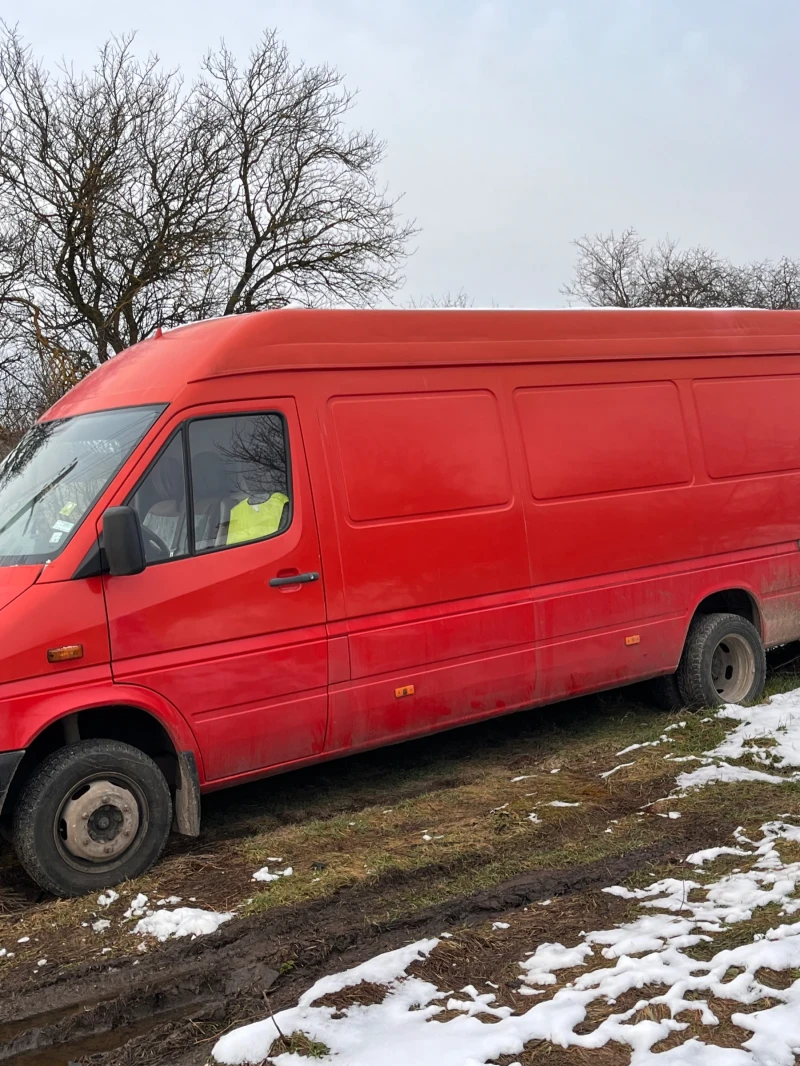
[324,378,527,617]
[327,645,537,753]
[304,352,800,749]
[301,367,534,750]
[516,380,691,499]
[512,357,800,585]
[529,549,800,702]
[511,356,800,700]
[693,375,800,478]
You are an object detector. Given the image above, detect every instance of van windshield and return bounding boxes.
[0,405,164,567]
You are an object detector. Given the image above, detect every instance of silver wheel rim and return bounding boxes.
[60,779,141,862]
[710,633,756,703]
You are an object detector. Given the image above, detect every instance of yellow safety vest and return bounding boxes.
[227,493,289,545]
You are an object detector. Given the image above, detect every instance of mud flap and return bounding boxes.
[173,750,201,837]
[0,749,24,819]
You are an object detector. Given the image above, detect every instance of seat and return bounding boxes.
[191,451,239,551]
[138,454,187,559]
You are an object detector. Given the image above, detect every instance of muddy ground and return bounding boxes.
[2,653,800,1066]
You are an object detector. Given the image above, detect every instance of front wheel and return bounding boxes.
[12,739,172,897]
[677,613,766,710]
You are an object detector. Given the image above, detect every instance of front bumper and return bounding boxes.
[0,750,24,818]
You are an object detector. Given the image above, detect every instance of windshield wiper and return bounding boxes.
[0,459,78,538]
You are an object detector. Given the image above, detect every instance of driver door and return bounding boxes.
[102,400,328,783]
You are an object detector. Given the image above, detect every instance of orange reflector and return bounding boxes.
[47,644,84,663]
[625,635,641,646]
[395,684,415,698]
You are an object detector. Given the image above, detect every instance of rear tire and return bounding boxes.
[677,613,765,710]
[646,674,686,712]
[12,739,172,897]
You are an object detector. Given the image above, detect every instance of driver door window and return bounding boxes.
[189,413,291,552]
[128,434,188,564]
[127,413,292,565]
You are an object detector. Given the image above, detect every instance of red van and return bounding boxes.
[1,307,799,895]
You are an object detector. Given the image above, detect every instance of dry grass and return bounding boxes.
[308,981,389,1015]
[267,1031,330,1059]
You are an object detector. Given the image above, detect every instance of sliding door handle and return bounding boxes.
[269,571,320,588]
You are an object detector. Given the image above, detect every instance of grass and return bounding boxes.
[267,1032,330,1059]
[237,746,662,917]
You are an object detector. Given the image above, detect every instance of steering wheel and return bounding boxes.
[142,526,170,561]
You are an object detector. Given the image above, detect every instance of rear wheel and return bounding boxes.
[677,613,765,710]
[646,673,686,712]
[12,739,172,897]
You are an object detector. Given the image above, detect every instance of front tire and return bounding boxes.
[12,739,172,897]
[677,613,765,710]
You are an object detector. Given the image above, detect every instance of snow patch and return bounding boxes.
[252,865,293,883]
[520,941,593,985]
[124,893,149,918]
[213,939,439,1065]
[677,689,800,792]
[599,762,635,779]
[686,846,751,866]
[133,907,234,942]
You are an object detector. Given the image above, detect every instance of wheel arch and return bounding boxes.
[690,587,763,641]
[3,687,203,837]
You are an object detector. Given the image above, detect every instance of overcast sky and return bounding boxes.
[14,0,800,306]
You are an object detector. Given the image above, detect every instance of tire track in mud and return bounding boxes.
[0,817,726,1066]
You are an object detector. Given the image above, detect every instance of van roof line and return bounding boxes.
[44,307,800,421]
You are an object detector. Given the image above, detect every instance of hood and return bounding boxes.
[0,565,42,612]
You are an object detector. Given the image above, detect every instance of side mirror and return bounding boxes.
[103,506,146,576]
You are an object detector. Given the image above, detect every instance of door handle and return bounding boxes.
[269,571,320,588]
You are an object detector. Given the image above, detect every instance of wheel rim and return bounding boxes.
[710,633,756,703]
[54,774,149,872]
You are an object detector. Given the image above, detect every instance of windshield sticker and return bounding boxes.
[49,531,65,544]
[52,519,74,534]
[59,501,78,517]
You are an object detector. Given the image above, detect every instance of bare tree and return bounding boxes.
[197,32,414,314]
[563,229,800,310]
[0,27,231,368]
[0,25,414,439]
[731,257,800,309]
[407,289,474,309]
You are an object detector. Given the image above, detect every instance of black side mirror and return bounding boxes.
[103,506,146,576]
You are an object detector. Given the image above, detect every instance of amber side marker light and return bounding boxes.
[395,684,415,698]
[47,645,84,663]
[625,635,641,646]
